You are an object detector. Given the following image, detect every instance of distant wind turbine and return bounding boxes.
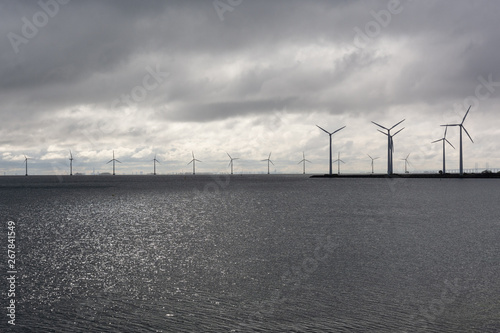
[316,124,346,175]
[441,106,473,175]
[261,152,274,174]
[371,119,405,175]
[226,152,239,175]
[401,153,411,173]
[298,152,311,175]
[332,152,345,175]
[152,154,160,175]
[69,150,74,176]
[24,155,30,176]
[432,126,455,174]
[106,150,121,175]
[188,152,201,175]
[367,154,379,174]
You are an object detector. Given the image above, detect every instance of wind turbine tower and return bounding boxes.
[441,106,473,175]
[401,153,411,173]
[261,152,274,174]
[298,152,311,175]
[332,152,345,175]
[367,154,379,174]
[152,154,160,175]
[69,150,74,176]
[188,152,201,175]
[226,152,239,175]
[432,126,455,174]
[316,124,346,175]
[371,119,405,175]
[107,150,121,175]
[24,155,29,176]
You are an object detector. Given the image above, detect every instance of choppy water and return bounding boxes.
[1,175,500,332]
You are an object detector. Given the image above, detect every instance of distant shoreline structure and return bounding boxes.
[310,173,500,179]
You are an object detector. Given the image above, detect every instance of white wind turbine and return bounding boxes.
[261,152,274,174]
[332,152,345,175]
[441,106,473,175]
[316,124,346,175]
[367,154,379,174]
[297,152,311,175]
[401,153,411,173]
[226,152,239,175]
[107,150,121,175]
[432,126,455,174]
[188,152,201,175]
[371,119,405,175]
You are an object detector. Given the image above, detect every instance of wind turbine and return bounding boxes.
[371,119,405,175]
[188,152,201,175]
[226,152,239,175]
[441,106,473,175]
[261,152,274,174]
[432,126,455,174]
[401,153,411,173]
[106,150,121,175]
[24,155,30,176]
[316,124,346,175]
[367,154,379,174]
[69,150,74,176]
[152,154,160,175]
[332,152,345,175]
[297,152,311,175]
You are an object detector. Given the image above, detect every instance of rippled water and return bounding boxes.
[1,175,500,332]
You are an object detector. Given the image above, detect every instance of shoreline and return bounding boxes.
[310,173,500,179]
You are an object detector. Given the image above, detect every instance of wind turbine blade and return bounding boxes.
[261,159,267,162]
[195,159,202,162]
[377,129,388,136]
[187,160,193,165]
[444,126,448,138]
[367,154,373,160]
[107,160,113,164]
[462,126,474,143]
[298,160,303,164]
[228,161,232,167]
[390,119,405,130]
[269,160,274,165]
[332,126,346,135]
[340,160,345,164]
[305,159,312,163]
[431,139,443,144]
[316,125,331,134]
[406,153,411,159]
[371,121,388,130]
[461,105,471,124]
[233,158,239,160]
[445,139,455,149]
[116,160,121,163]
[268,152,272,159]
[441,124,460,127]
[392,127,404,137]
[374,157,380,160]
[226,152,232,159]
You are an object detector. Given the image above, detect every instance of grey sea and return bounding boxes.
[1,175,500,332]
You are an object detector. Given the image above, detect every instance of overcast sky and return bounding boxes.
[1,0,499,175]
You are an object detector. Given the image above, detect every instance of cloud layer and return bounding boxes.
[1,0,499,174]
